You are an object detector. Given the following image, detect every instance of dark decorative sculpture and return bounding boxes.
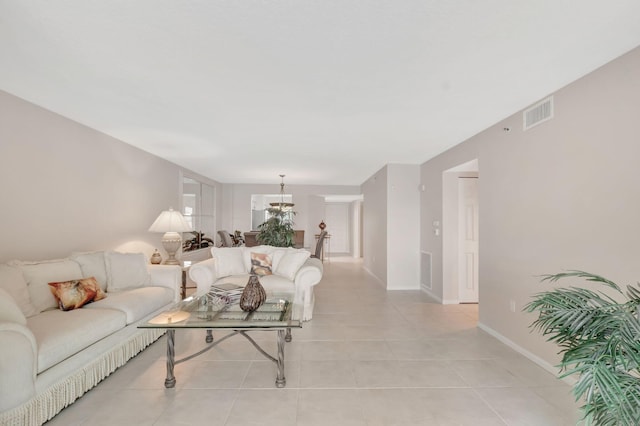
[240,274,266,312]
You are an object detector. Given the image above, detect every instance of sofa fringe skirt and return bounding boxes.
[0,328,165,426]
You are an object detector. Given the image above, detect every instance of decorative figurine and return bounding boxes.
[150,249,162,264]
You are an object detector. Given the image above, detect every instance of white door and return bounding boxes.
[458,177,479,303]
[324,203,350,254]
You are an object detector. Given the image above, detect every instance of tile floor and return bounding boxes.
[46,257,581,425]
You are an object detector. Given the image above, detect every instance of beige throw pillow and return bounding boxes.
[71,251,108,291]
[105,252,150,292]
[273,249,310,281]
[0,264,38,317]
[11,259,84,313]
[211,247,247,278]
[0,288,28,325]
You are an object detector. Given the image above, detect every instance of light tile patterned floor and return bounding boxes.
[45,257,581,425]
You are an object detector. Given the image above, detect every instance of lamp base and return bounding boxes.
[161,232,183,265]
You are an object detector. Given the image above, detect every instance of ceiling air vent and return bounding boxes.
[523,96,553,130]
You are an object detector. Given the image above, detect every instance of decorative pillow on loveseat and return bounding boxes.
[273,248,310,281]
[250,252,273,276]
[48,277,106,311]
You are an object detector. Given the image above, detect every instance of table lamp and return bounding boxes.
[148,208,193,265]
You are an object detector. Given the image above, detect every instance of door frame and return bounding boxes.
[457,176,479,303]
[442,159,479,304]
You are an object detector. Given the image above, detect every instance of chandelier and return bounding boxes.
[269,174,295,210]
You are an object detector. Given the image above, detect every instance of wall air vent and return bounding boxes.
[523,96,553,130]
[421,251,432,290]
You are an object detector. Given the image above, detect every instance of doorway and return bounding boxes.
[321,195,364,259]
[458,177,479,302]
[325,203,350,254]
[442,159,479,304]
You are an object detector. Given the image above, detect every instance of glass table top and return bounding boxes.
[139,292,301,329]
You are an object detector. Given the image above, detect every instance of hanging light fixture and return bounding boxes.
[269,174,295,210]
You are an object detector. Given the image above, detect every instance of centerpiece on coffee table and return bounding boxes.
[240,274,266,312]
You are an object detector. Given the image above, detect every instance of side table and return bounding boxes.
[181,261,195,300]
[179,247,212,299]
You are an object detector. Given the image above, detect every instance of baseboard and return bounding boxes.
[420,286,459,304]
[420,285,440,302]
[362,266,386,289]
[477,322,576,386]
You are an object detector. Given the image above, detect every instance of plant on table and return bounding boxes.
[256,207,295,248]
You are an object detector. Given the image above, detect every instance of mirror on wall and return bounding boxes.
[250,194,293,230]
[182,176,215,251]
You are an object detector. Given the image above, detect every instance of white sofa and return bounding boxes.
[189,246,323,321]
[0,251,181,426]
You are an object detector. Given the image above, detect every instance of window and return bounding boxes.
[250,194,293,230]
[182,176,215,251]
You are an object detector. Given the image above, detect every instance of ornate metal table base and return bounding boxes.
[163,327,292,388]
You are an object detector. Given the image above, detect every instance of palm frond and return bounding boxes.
[626,284,640,301]
[527,271,640,425]
[539,271,623,294]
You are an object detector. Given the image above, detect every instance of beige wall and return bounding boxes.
[387,164,421,289]
[361,164,421,289]
[420,46,640,368]
[0,89,358,261]
[362,166,388,284]
[0,90,218,262]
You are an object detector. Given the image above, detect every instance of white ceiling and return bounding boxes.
[2,1,640,185]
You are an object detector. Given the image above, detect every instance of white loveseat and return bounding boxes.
[189,246,323,321]
[0,251,181,426]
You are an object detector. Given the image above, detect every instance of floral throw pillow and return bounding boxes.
[250,252,273,276]
[48,277,107,311]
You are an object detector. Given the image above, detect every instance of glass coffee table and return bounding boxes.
[139,292,301,388]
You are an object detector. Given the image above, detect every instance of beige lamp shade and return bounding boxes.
[149,208,192,265]
[148,208,192,233]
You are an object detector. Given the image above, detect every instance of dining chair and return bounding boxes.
[311,230,328,260]
[217,230,234,247]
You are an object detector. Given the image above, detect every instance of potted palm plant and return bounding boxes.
[525,271,640,425]
[256,207,295,247]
